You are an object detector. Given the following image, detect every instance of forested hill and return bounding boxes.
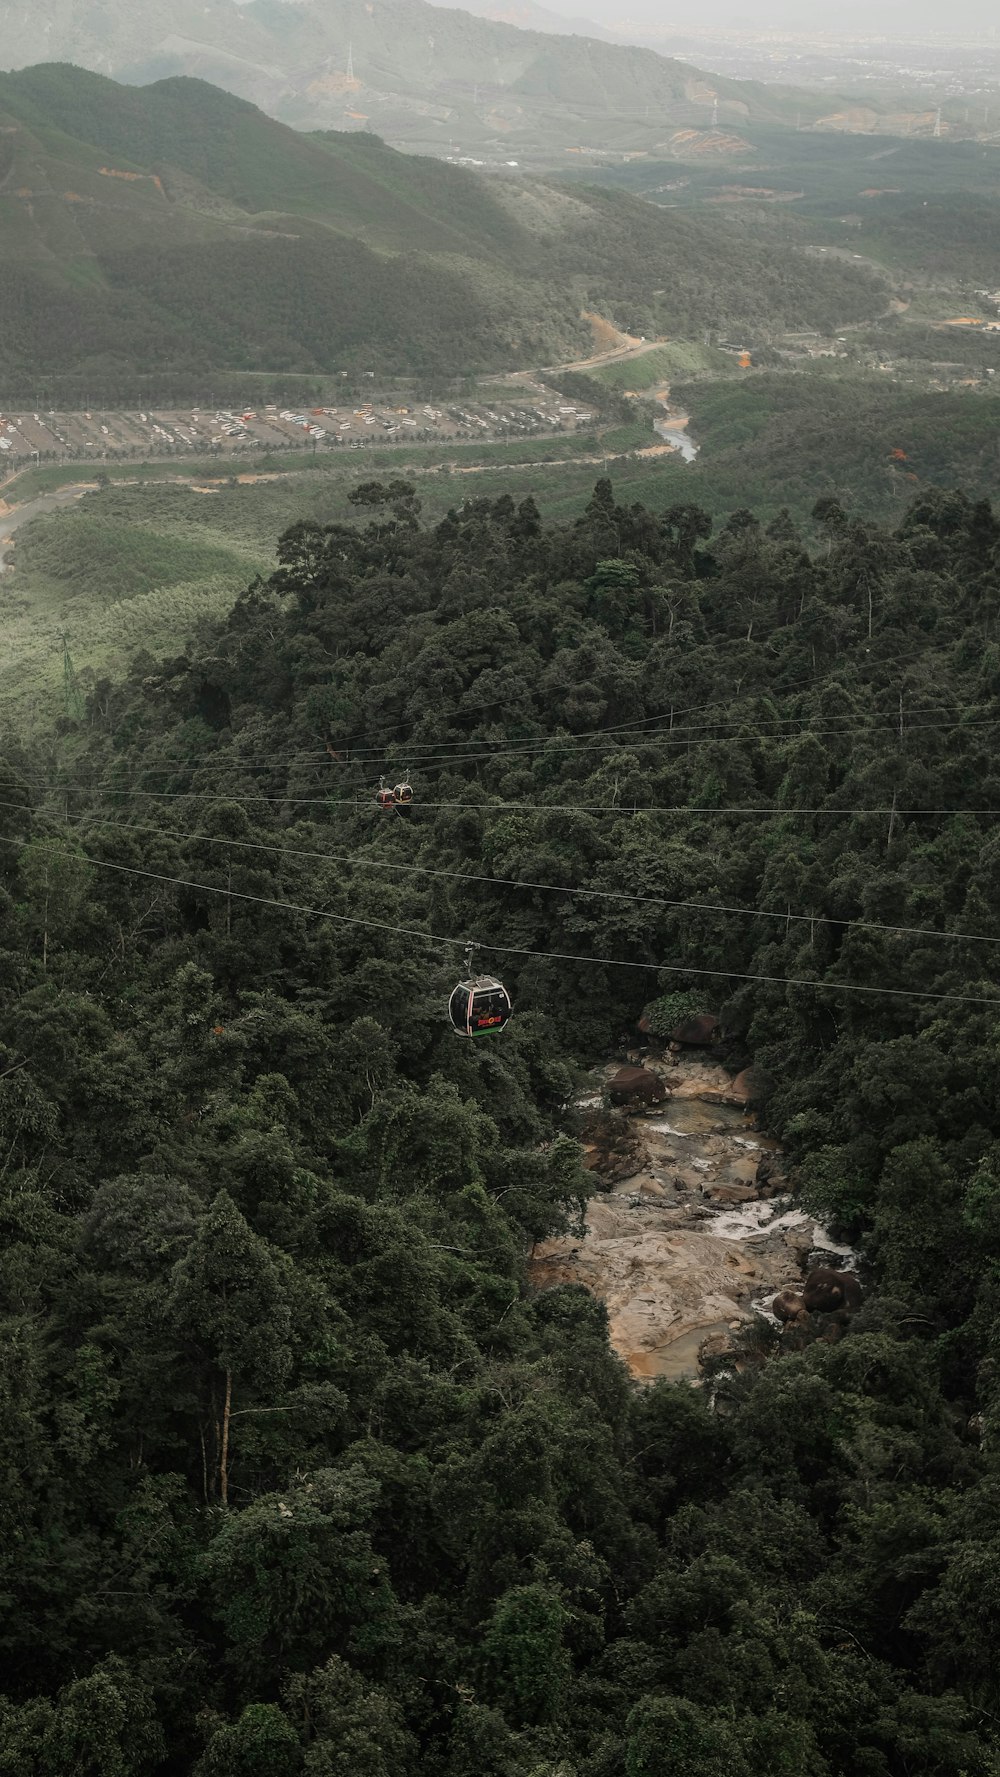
[3,478,1000,1771]
[0,64,884,401]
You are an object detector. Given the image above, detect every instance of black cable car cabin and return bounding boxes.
[394,781,413,807]
[449,975,512,1038]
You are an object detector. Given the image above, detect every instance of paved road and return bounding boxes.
[0,483,96,571]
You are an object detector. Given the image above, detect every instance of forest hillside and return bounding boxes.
[0,65,885,401]
[2,477,1000,1771]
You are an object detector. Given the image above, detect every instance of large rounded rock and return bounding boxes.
[802,1266,862,1314]
[772,1289,807,1323]
[607,1065,667,1108]
[669,1013,720,1046]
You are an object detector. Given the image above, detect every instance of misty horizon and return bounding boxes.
[429,0,998,38]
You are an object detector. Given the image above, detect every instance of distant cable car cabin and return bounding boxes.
[449,962,512,1038]
[393,780,413,807]
[376,785,396,812]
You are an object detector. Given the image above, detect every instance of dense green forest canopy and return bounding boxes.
[3,476,1000,1772]
[667,372,1000,519]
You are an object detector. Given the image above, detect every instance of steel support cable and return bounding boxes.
[232,637,974,756]
[264,700,1000,766]
[28,803,1000,952]
[18,790,1000,815]
[0,831,997,1008]
[29,705,1000,787]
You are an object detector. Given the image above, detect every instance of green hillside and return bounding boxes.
[0,62,524,257]
[0,65,886,402]
[572,129,1000,286]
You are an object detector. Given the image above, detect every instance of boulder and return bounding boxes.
[754,1153,786,1199]
[669,1013,720,1047]
[699,1328,738,1364]
[773,1289,807,1322]
[801,1266,862,1314]
[706,1182,758,1205]
[730,1066,761,1105]
[579,1111,645,1181]
[607,1065,667,1108]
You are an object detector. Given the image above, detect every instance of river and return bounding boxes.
[653,385,699,463]
[532,1053,855,1381]
[0,483,96,572]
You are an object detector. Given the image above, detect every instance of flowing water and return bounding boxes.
[532,1054,855,1382]
[653,385,699,462]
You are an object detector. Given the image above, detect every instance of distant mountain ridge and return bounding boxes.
[0,0,843,161]
[426,0,619,43]
[0,63,885,401]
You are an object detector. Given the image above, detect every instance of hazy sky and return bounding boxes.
[538,0,995,31]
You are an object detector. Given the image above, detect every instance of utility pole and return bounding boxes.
[62,634,84,722]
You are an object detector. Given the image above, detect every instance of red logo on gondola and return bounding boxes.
[475,1015,504,1028]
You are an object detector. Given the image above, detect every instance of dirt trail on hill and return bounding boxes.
[535,332,668,377]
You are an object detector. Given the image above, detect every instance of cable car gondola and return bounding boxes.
[375,783,396,813]
[393,780,413,807]
[449,946,512,1038]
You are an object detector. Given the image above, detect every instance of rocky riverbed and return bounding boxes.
[532,1054,855,1382]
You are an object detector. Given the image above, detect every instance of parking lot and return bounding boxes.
[0,393,594,467]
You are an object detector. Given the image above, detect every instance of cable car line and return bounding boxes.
[22,670,997,795]
[315,716,1000,776]
[244,637,968,758]
[0,832,997,1008]
[30,789,1000,817]
[28,805,1000,952]
[324,701,999,764]
[33,704,999,788]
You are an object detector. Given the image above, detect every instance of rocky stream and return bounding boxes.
[532,1052,857,1382]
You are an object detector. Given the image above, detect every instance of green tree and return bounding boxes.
[195,1705,302,1777]
[481,1584,572,1727]
[167,1191,293,1503]
[17,838,90,970]
[624,1696,750,1777]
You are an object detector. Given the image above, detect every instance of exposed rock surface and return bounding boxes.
[533,1057,857,1382]
[580,1112,645,1182]
[668,1013,720,1046]
[802,1266,863,1313]
[730,1065,762,1104]
[607,1065,667,1107]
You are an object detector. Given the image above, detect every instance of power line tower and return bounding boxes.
[62,635,84,723]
